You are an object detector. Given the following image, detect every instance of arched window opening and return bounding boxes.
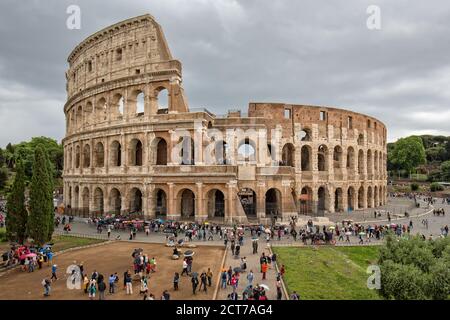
[299,187,313,215]
[136,91,145,116]
[318,145,328,171]
[282,143,295,167]
[75,146,81,169]
[358,150,364,174]
[347,147,355,172]
[82,144,91,168]
[180,136,195,165]
[238,138,256,162]
[110,188,122,214]
[357,134,364,146]
[333,146,343,169]
[155,189,167,216]
[215,140,228,165]
[110,141,122,167]
[334,188,343,212]
[130,188,143,214]
[265,188,282,217]
[207,189,225,218]
[347,187,355,211]
[238,188,257,217]
[94,142,104,168]
[157,88,169,110]
[301,146,311,171]
[130,139,143,166]
[156,139,168,165]
[180,189,195,218]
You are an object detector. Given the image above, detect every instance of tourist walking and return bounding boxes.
[125,271,133,294]
[191,274,199,295]
[200,272,208,293]
[174,272,180,291]
[42,278,51,297]
[50,264,58,281]
[206,268,213,287]
[247,270,254,286]
[108,274,116,294]
[98,278,106,300]
[88,280,97,299]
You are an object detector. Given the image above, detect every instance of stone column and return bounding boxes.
[167,183,177,220]
[328,187,335,214]
[257,182,266,219]
[146,184,156,219]
[342,189,348,212]
[194,127,204,165]
[195,182,206,222]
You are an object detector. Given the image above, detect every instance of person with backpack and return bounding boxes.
[88,280,97,300]
[199,272,208,293]
[220,270,227,289]
[42,278,51,297]
[97,278,106,300]
[191,274,199,295]
[108,274,116,294]
[125,271,133,294]
[173,272,180,291]
[50,264,58,281]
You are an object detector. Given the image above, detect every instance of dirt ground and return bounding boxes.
[0,242,225,300]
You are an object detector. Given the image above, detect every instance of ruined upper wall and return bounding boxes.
[65,14,180,99]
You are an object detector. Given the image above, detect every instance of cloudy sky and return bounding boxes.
[0,0,449,147]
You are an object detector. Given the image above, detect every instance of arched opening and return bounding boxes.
[299,187,313,215]
[333,146,343,169]
[67,186,72,210]
[358,150,364,174]
[374,151,378,176]
[129,188,143,214]
[265,188,282,217]
[367,186,373,208]
[110,188,122,214]
[76,106,83,129]
[301,145,312,171]
[68,147,73,169]
[156,138,168,165]
[180,136,195,165]
[347,187,355,211]
[374,186,379,207]
[299,128,311,141]
[207,189,225,218]
[238,188,257,217]
[238,138,256,162]
[156,88,169,111]
[110,141,122,167]
[93,188,104,216]
[267,144,276,164]
[82,144,90,168]
[378,187,384,206]
[282,143,295,167]
[347,147,355,173]
[96,97,107,122]
[75,146,81,169]
[317,187,327,213]
[74,186,80,210]
[334,188,343,212]
[357,134,364,146]
[94,142,104,168]
[112,93,124,117]
[358,186,365,209]
[155,189,167,216]
[215,140,228,165]
[135,91,145,115]
[179,189,195,218]
[82,187,89,216]
[84,102,93,125]
[129,139,143,166]
[318,145,328,171]
[367,150,373,175]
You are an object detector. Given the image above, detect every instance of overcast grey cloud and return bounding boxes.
[0,0,449,147]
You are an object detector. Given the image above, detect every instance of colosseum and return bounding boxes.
[62,14,388,224]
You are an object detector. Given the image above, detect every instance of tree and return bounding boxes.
[0,167,8,190]
[389,136,426,173]
[27,146,52,245]
[44,149,55,240]
[441,161,450,181]
[5,160,28,243]
[378,234,450,300]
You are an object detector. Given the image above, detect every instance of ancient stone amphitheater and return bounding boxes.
[62,14,387,224]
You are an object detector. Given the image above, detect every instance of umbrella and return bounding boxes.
[251,238,259,242]
[20,253,36,260]
[264,228,271,234]
[329,226,335,230]
[358,232,366,236]
[345,231,352,236]
[259,284,270,291]
[177,239,184,245]
[184,250,195,257]
[233,267,242,273]
[191,272,198,278]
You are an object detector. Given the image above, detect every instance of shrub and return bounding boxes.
[411,183,420,192]
[430,182,444,192]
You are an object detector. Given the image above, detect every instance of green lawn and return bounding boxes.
[0,227,6,243]
[274,246,381,300]
[50,235,105,252]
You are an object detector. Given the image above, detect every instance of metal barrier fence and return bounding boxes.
[53,229,109,240]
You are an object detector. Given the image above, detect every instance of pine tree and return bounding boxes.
[5,160,28,243]
[44,150,55,241]
[27,146,51,246]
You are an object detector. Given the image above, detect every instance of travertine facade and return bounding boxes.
[62,14,387,224]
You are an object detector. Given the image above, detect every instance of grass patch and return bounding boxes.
[50,235,105,252]
[274,246,381,300]
[0,227,6,243]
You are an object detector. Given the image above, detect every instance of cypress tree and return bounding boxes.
[5,160,28,243]
[44,149,55,241]
[27,146,51,246]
